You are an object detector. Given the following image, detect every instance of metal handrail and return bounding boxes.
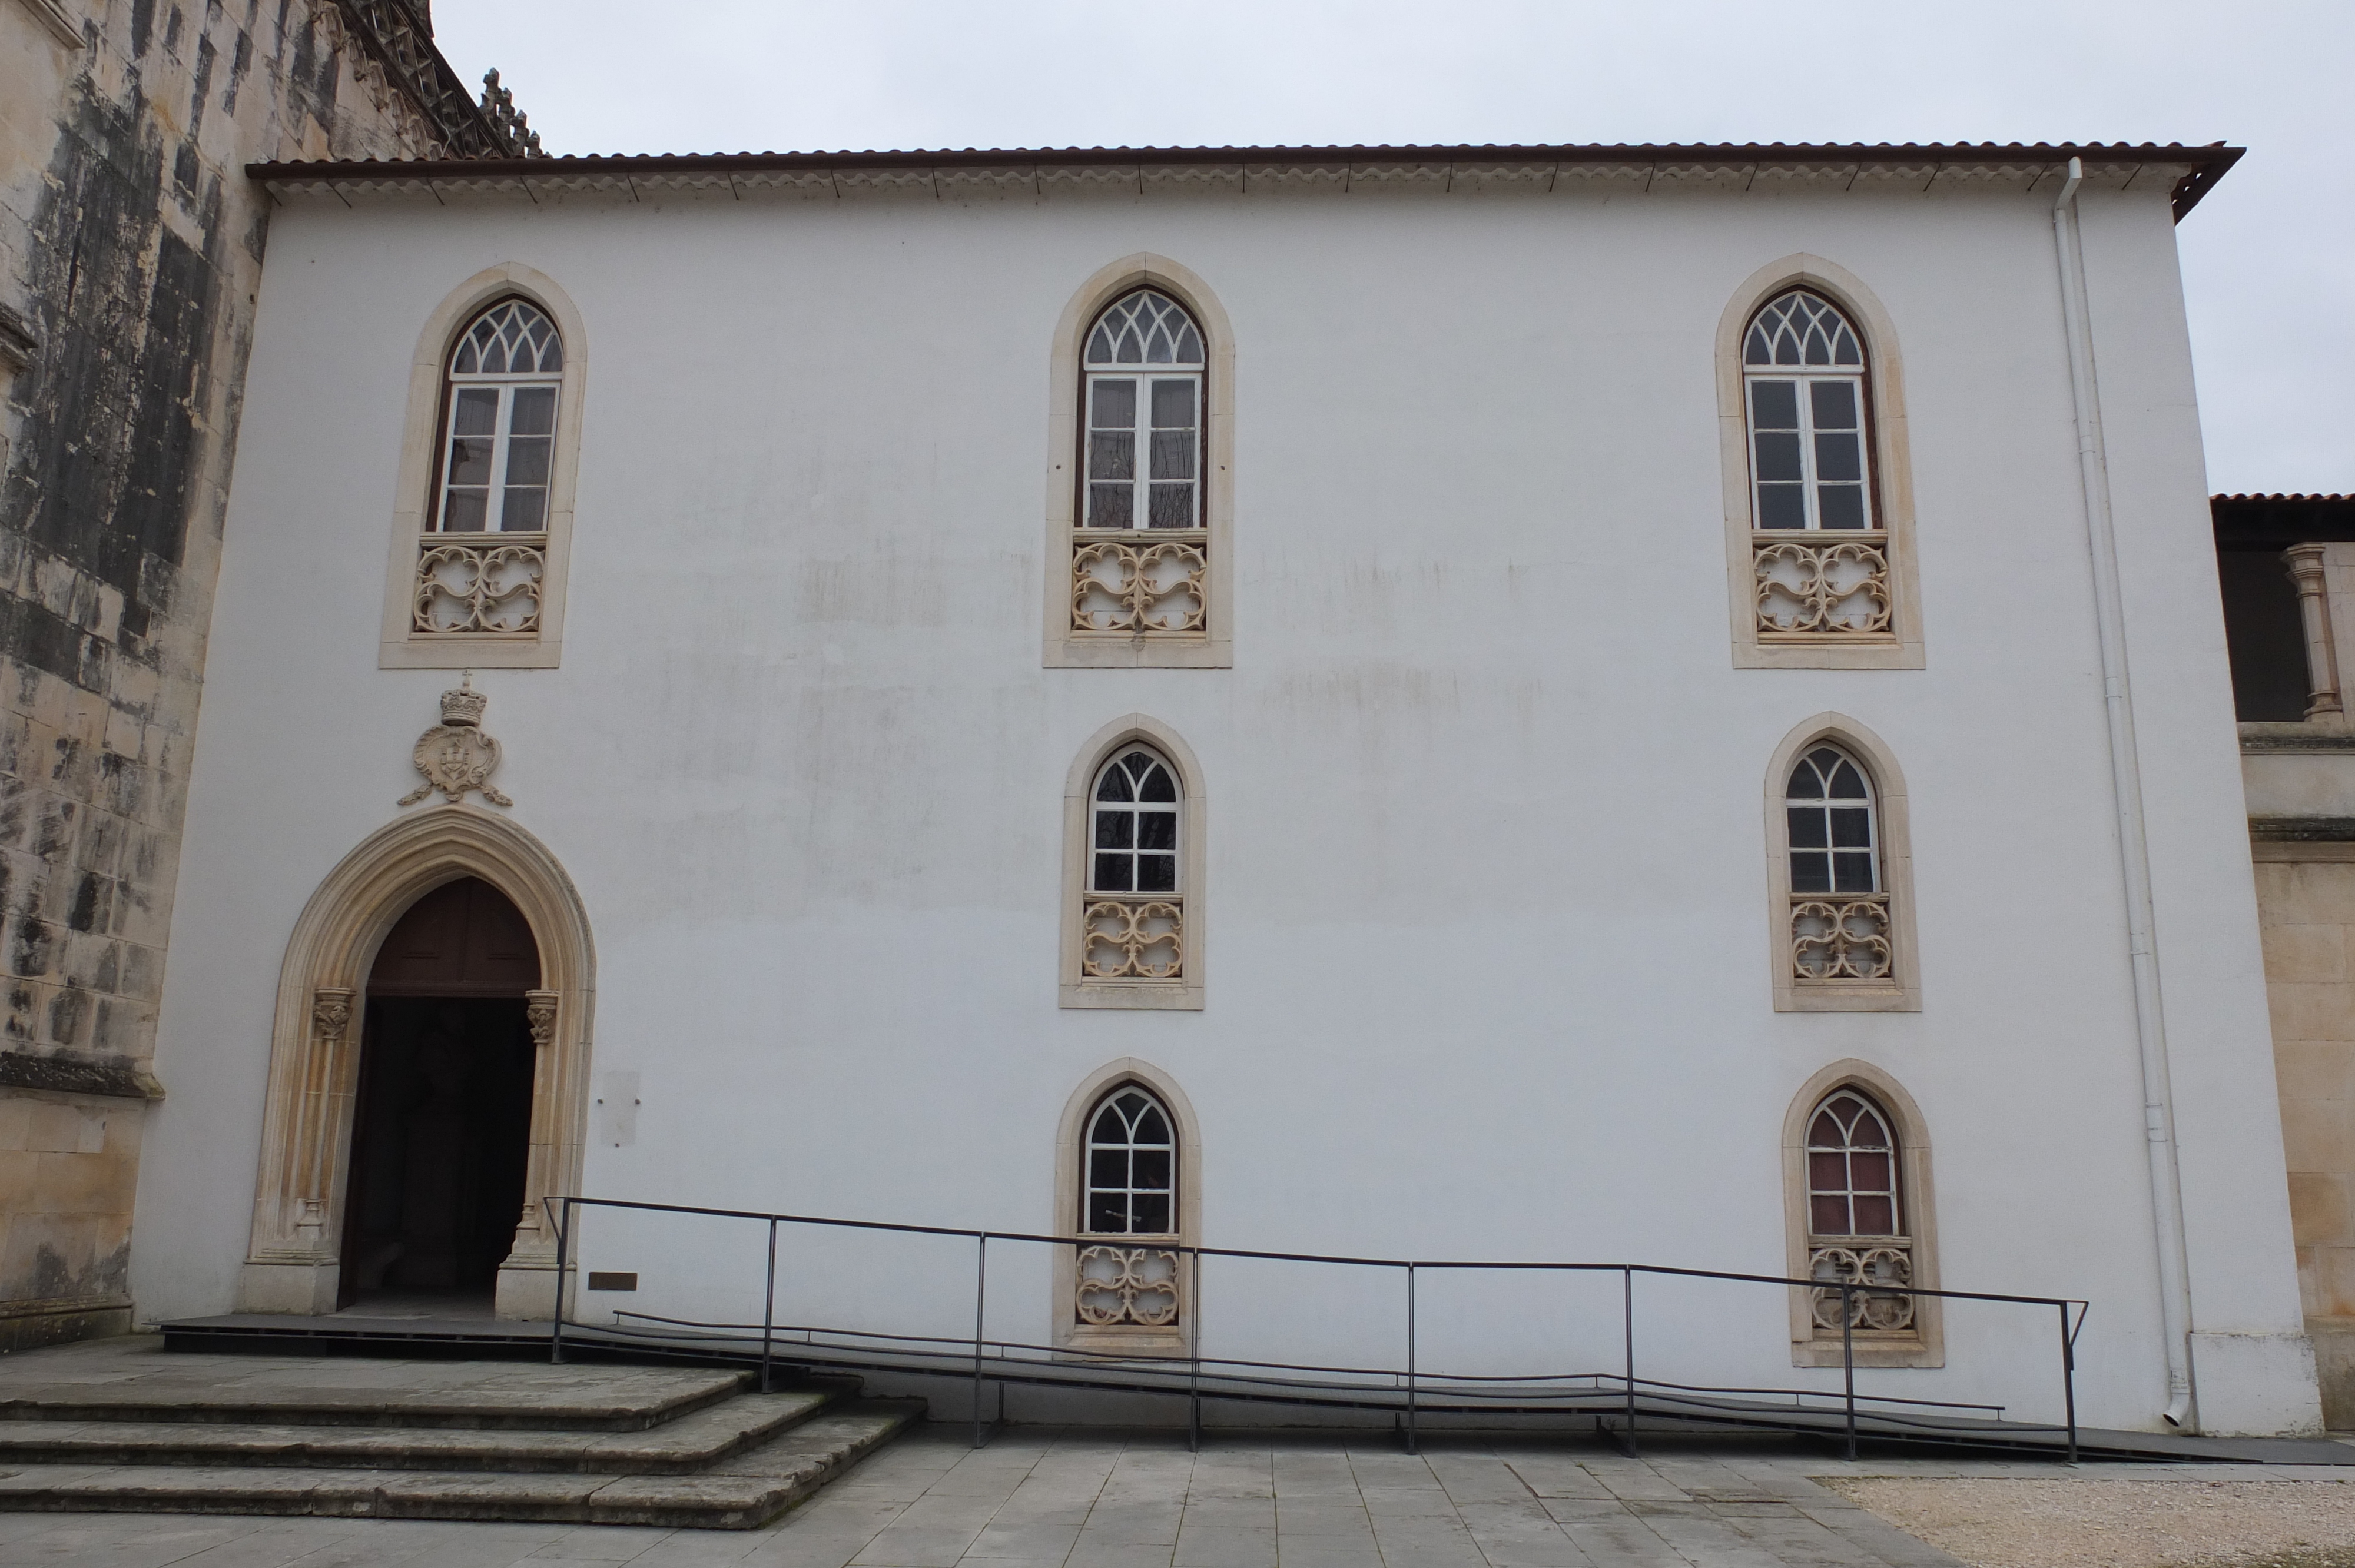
[546,1193,2089,1462]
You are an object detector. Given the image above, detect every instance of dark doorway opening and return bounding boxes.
[340,877,542,1312]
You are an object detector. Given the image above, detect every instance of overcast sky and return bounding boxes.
[432,0,2350,495]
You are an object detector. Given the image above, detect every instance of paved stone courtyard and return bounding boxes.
[15,1424,2355,1568]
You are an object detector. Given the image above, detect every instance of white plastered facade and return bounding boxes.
[129,172,2313,1433]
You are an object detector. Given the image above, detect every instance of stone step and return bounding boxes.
[0,1387,834,1473]
[0,1356,751,1431]
[0,1403,918,1530]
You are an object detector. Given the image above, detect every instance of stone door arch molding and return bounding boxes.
[238,805,595,1319]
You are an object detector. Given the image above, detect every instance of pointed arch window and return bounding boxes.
[409,297,566,640]
[1076,1086,1180,1327]
[1804,1088,1915,1337]
[1082,747,1184,982]
[436,300,564,534]
[1050,268,1234,659]
[1746,291,1887,638]
[1056,1070,1196,1341]
[1083,1087,1177,1237]
[1785,745,1890,984]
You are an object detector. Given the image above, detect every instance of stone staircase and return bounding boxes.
[0,1334,920,1529]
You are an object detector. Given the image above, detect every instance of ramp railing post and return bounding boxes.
[1842,1282,1857,1461]
[2061,1302,2079,1464]
[1188,1248,1202,1453]
[972,1234,989,1450]
[1623,1265,1636,1455]
[1403,1263,1419,1454]
[550,1195,568,1365]
[761,1217,777,1394]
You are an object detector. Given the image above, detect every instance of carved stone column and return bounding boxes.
[495,988,569,1320]
[238,986,357,1314]
[2286,543,2344,722]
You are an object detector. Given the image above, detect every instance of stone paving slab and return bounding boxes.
[0,1388,832,1471]
[0,1336,751,1431]
[37,1424,2355,1565]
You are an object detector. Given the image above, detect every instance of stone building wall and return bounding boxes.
[2254,851,2355,1427]
[0,0,515,1351]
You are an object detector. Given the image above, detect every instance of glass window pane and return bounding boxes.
[1788,808,1829,849]
[1756,484,1806,529]
[1132,1195,1171,1233]
[1810,1195,1849,1234]
[1788,761,1825,800]
[1089,431,1136,481]
[1093,853,1132,892]
[1850,1152,1892,1189]
[1809,1112,1843,1147]
[499,487,547,531]
[1829,808,1871,848]
[447,437,493,487]
[1096,767,1133,803]
[508,386,557,437]
[452,387,498,434]
[1813,432,1862,483]
[1089,1195,1127,1232]
[1136,854,1176,892]
[1753,431,1803,482]
[1151,379,1195,428]
[1090,378,1136,427]
[440,490,487,532]
[1750,380,1799,428]
[1136,1107,1170,1143]
[1853,1197,1896,1234]
[1809,1151,1846,1187]
[1832,852,1875,891]
[1137,812,1176,851]
[1150,431,1197,481]
[1088,484,1133,529]
[1816,485,1867,530]
[1090,1150,1126,1187]
[1133,1150,1171,1188]
[1096,812,1134,849]
[1827,762,1867,798]
[503,436,552,487]
[1790,851,1831,893]
[1138,765,1175,803]
[1147,481,1196,529]
[1810,380,1858,429]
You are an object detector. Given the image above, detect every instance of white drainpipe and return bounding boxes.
[2051,155,2199,1430]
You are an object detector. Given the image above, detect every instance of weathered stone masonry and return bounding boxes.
[0,0,528,1351]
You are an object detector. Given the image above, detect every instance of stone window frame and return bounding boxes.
[1060,715,1206,1010]
[1717,255,1925,670]
[1782,1059,1943,1368]
[1044,255,1235,669]
[380,264,589,670]
[1052,1058,1203,1358]
[1764,714,1923,1012]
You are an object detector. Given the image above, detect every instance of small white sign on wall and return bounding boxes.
[596,1070,639,1147]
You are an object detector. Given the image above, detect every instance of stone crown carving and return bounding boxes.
[400,674,513,809]
[441,684,489,727]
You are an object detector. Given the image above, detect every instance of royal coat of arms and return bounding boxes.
[398,675,514,808]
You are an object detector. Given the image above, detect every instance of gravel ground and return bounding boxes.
[1827,1476,2355,1568]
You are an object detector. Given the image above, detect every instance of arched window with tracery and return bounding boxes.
[413,298,564,639]
[1804,1088,1915,1336]
[1785,744,1889,984]
[1083,746,1183,982]
[1069,288,1209,641]
[1743,289,1892,642]
[1074,1085,1181,1330]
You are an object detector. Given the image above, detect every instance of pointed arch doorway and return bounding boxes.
[239,806,595,1321]
[338,878,540,1310]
